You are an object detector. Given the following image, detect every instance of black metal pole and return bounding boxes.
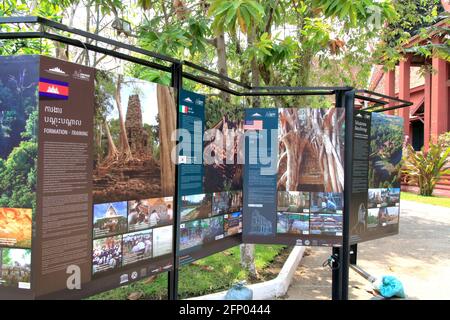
[330,89,346,300]
[342,90,356,300]
[331,247,342,300]
[168,62,183,300]
[350,244,358,265]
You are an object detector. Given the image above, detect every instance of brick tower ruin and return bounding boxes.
[125,94,151,157]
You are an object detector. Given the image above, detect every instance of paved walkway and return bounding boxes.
[285,200,450,300]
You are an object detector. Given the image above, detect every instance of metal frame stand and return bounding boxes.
[168,62,183,300]
[0,16,413,301]
[350,244,358,265]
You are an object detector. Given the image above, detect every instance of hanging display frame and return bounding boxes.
[0,16,413,300]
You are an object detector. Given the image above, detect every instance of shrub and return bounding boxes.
[402,140,450,196]
[438,132,450,148]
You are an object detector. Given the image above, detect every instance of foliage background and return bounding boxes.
[0,56,38,212]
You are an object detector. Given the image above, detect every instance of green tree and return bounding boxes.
[2,248,12,265]
[131,0,398,277]
[374,0,449,70]
[0,140,37,208]
[0,0,74,56]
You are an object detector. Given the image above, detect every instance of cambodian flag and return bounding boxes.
[39,78,69,100]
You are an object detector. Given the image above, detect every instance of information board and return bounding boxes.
[242,108,345,247]
[0,55,176,299]
[0,55,406,299]
[350,111,403,243]
[176,91,243,265]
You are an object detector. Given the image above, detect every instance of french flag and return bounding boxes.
[39,78,69,100]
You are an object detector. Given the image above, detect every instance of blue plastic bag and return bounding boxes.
[373,275,405,298]
[225,281,253,300]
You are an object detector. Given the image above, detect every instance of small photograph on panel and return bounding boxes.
[180,193,212,222]
[385,207,400,225]
[277,191,310,213]
[368,188,399,208]
[309,214,324,235]
[92,235,122,275]
[128,197,173,231]
[212,192,231,216]
[224,211,242,236]
[0,208,32,248]
[277,213,289,233]
[277,213,310,235]
[93,202,128,239]
[367,208,380,228]
[180,220,203,250]
[212,191,243,216]
[0,248,31,288]
[320,214,343,235]
[229,191,243,213]
[368,188,383,208]
[153,225,172,257]
[122,229,153,266]
[201,215,224,242]
[310,192,343,214]
[309,214,342,235]
[386,188,400,206]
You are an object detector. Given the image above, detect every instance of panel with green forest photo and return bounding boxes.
[0,56,38,210]
[368,113,404,188]
[0,56,38,251]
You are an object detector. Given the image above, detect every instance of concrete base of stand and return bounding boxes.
[187,246,306,300]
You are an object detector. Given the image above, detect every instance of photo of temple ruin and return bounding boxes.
[93,71,176,203]
[203,113,244,193]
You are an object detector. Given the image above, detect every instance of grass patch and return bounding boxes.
[88,244,286,300]
[401,192,450,208]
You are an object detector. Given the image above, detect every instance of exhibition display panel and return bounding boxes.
[0,16,412,300]
[176,90,243,264]
[349,111,403,243]
[243,108,345,247]
[0,55,175,299]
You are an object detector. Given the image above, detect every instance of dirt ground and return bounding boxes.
[285,200,450,300]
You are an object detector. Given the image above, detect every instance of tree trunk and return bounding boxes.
[96,124,103,163]
[237,26,261,278]
[279,108,345,192]
[55,1,79,61]
[93,2,100,67]
[248,27,260,107]
[115,74,132,161]
[240,243,257,279]
[216,32,231,103]
[84,0,91,65]
[157,85,176,196]
[212,28,256,278]
[104,120,119,162]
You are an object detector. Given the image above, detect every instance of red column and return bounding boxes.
[430,38,449,143]
[424,71,432,150]
[384,69,395,115]
[399,55,412,139]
